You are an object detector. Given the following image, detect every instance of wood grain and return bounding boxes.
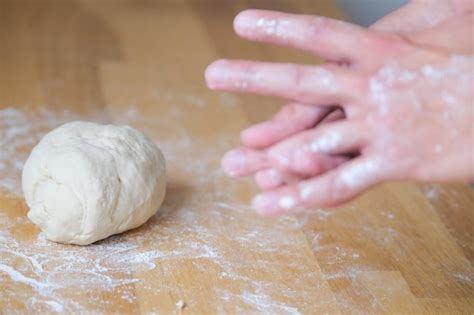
[1,1,473,314]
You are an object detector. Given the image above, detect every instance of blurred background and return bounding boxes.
[338,0,408,26]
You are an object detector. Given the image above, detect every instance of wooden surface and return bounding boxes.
[1,1,473,314]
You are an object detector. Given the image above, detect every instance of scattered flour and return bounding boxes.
[309,130,342,153]
[0,107,81,195]
[339,158,381,189]
[175,299,185,310]
[256,17,278,35]
[369,62,417,116]
[423,184,441,201]
[1,106,471,313]
[451,273,473,284]
[0,106,318,313]
[369,55,473,119]
[279,196,297,210]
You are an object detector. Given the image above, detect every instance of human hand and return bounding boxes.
[215,0,474,192]
[206,10,474,216]
[216,0,474,192]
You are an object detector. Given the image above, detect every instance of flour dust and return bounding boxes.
[0,106,317,314]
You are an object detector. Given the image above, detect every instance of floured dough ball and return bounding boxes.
[22,121,166,245]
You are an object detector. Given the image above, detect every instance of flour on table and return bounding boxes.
[0,106,320,314]
[175,299,186,310]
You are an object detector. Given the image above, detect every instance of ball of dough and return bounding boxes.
[22,121,166,245]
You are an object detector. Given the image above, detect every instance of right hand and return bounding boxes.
[224,0,474,192]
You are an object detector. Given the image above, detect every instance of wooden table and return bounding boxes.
[1,1,473,313]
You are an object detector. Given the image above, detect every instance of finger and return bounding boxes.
[255,168,304,190]
[221,143,349,179]
[223,120,356,179]
[285,151,350,177]
[205,60,358,105]
[252,156,384,216]
[221,148,269,177]
[234,9,380,63]
[321,108,345,123]
[268,122,365,172]
[241,103,333,149]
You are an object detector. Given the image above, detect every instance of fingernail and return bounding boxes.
[241,123,262,139]
[252,192,297,216]
[234,11,258,33]
[252,192,279,216]
[205,60,229,89]
[221,149,246,177]
[240,121,273,145]
[206,60,252,90]
[264,169,283,186]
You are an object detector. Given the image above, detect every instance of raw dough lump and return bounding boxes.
[22,121,166,245]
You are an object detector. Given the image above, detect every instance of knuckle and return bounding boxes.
[292,66,308,89]
[291,66,320,100]
[291,68,309,99]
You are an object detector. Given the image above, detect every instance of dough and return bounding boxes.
[22,121,166,245]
